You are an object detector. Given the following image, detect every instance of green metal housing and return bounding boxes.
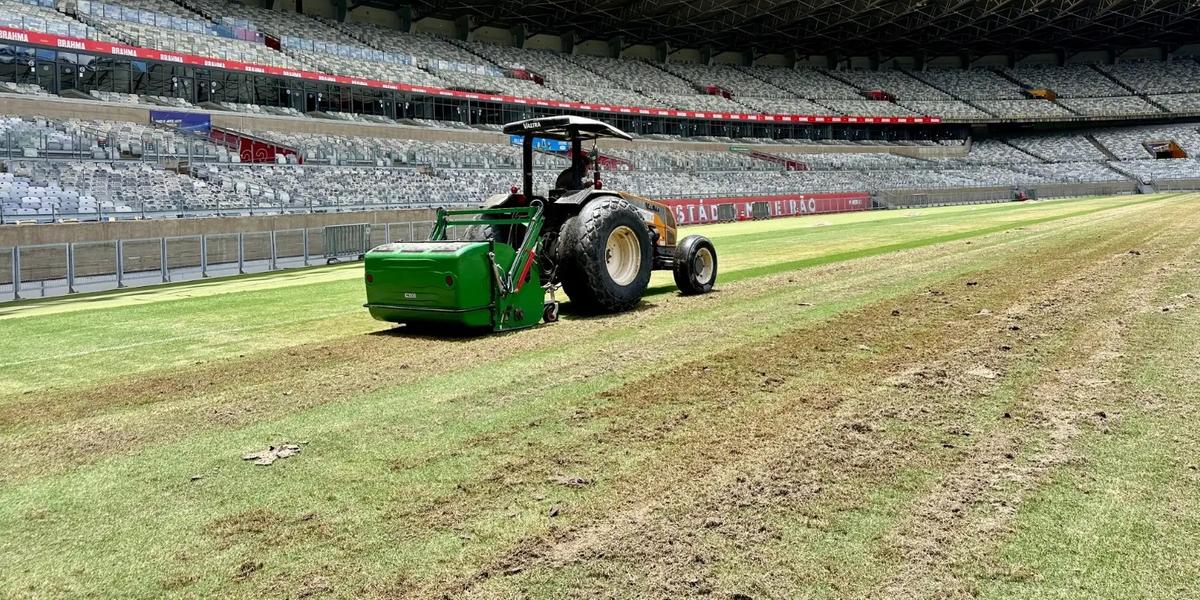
[364,207,547,332]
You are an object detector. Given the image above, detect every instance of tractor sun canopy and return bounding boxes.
[503,116,634,141]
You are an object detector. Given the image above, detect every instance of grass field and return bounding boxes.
[2,194,1199,599]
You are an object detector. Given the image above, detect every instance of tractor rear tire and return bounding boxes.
[673,235,718,295]
[464,214,523,246]
[557,197,652,314]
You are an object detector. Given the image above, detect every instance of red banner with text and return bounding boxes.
[658,192,870,225]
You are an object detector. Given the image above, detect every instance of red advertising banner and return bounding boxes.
[658,192,870,225]
[0,27,943,126]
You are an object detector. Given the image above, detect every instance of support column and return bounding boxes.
[66,243,76,294]
[115,241,124,288]
[11,246,20,300]
[560,30,577,55]
[160,237,169,283]
[510,24,526,49]
[701,45,714,65]
[608,35,624,59]
[656,41,670,63]
[396,4,412,32]
[302,229,310,266]
[200,235,208,277]
[454,15,473,41]
[237,233,245,275]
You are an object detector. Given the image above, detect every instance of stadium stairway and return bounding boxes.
[1002,139,1050,162]
[1085,134,1121,160]
[1090,64,1173,114]
[906,69,999,118]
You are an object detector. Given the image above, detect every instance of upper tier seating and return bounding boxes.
[550,85,664,108]
[910,68,1025,100]
[1099,60,1200,95]
[462,42,595,87]
[567,55,695,94]
[898,100,993,119]
[663,63,789,98]
[1148,94,1200,113]
[644,93,749,113]
[736,97,837,116]
[972,99,1074,119]
[1005,65,1127,97]
[741,67,861,99]
[829,70,951,100]
[1058,96,1163,117]
[815,100,920,117]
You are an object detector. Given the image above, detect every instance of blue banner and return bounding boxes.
[509,135,568,153]
[149,111,211,134]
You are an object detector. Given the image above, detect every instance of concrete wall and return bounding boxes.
[1017,53,1059,67]
[346,6,402,28]
[1154,179,1200,191]
[670,48,703,64]
[878,181,1140,208]
[413,17,456,37]
[755,54,790,68]
[972,54,1010,68]
[1030,181,1138,197]
[574,40,610,57]
[622,45,658,61]
[471,26,513,46]
[526,34,562,52]
[1067,50,1108,65]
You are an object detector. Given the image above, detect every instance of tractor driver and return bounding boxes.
[555,154,595,192]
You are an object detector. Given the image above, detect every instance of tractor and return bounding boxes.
[363,116,717,332]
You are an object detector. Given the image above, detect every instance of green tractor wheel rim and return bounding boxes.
[605,225,641,286]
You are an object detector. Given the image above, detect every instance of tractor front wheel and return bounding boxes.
[673,235,718,295]
[557,197,652,313]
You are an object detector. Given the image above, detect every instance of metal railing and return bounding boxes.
[0,220,438,302]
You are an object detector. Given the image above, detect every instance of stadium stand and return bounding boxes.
[742,67,862,99]
[971,99,1075,119]
[909,68,1026,100]
[4,109,1195,223]
[1057,96,1164,116]
[1099,59,1200,95]
[1005,65,1128,97]
[829,70,952,100]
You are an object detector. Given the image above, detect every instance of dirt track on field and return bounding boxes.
[405,199,1200,599]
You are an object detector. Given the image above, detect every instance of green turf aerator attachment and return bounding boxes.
[363,206,555,332]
